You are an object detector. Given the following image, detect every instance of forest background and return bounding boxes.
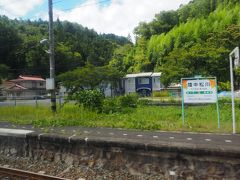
[0,0,239,90]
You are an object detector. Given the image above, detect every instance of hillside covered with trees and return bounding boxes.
[109,0,240,88]
[0,0,240,90]
[0,17,130,81]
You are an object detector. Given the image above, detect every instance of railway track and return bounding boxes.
[0,166,69,180]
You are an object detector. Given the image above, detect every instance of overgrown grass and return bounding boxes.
[0,103,239,133]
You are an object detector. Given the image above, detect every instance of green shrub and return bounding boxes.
[218,98,231,104]
[218,97,240,106]
[102,94,139,114]
[73,90,104,112]
[169,97,177,103]
[120,107,135,114]
[138,99,151,106]
[118,93,138,108]
[69,91,139,114]
[218,81,231,91]
[153,90,169,97]
[102,98,120,114]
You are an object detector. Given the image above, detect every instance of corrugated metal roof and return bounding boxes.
[125,72,161,78]
[151,72,162,77]
[125,72,152,78]
[125,73,138,78]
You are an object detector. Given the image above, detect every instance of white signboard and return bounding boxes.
[182,79,217,103]
[46,78,55,90]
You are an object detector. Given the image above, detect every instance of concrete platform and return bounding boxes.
[0,128,34,137]
[0,124,240,178]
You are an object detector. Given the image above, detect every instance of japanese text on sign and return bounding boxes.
[182,79,217,103]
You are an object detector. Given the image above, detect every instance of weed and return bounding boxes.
[0,103,239,133]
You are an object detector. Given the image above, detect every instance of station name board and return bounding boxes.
[182,78,217,103]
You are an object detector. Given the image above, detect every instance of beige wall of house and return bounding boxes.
[1,76,47,99]
[18,81,46,89]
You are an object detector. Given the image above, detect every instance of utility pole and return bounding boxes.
[48,0,56,112]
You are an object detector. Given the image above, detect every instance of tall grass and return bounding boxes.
[0,103,239,133]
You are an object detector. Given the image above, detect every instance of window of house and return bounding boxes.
[154,77,160,83]
[138,78,149,85]
[32,81,37,88]
[127,78,134,84]
[39,82,43,86]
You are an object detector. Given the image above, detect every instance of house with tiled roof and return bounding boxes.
[1,75,46,99]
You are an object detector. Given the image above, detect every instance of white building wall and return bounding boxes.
[152,76,164,91]
[152,77,160,91]
[103,83,112,97]
[125,78,136,94]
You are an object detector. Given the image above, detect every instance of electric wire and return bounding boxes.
[53,0,65,4]
[60,0,111,11]
[0,0,113,52]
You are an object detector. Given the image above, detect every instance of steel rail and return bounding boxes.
[0,166,69,180]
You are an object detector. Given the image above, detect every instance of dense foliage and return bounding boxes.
[0,16,130,81]
[58,64,123,94]
[66,88,138,114]
[109,0,240,87]
[73,89,104,112]
[1,0,240,89]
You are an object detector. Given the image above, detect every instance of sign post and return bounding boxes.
[229,47,239,134]
[181,77,220,128]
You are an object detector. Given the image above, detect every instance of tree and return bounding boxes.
[0,16,130,80]
[55,42,83,75]
[132,1,240,82]
[0,16,22,77]
[0,64,8,84]
[109,44,133,73]
[157,48,190,86]
[158,39,229,86]
[131,37,153,72]
[58,64,123,95]
[134,11,179,39]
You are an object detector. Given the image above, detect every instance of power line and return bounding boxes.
[0,0,113,50]
[53,0,65,4]
[1,0,111,21]
[60,0,111,11]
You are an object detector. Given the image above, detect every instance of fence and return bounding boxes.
[0,96,65,107]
